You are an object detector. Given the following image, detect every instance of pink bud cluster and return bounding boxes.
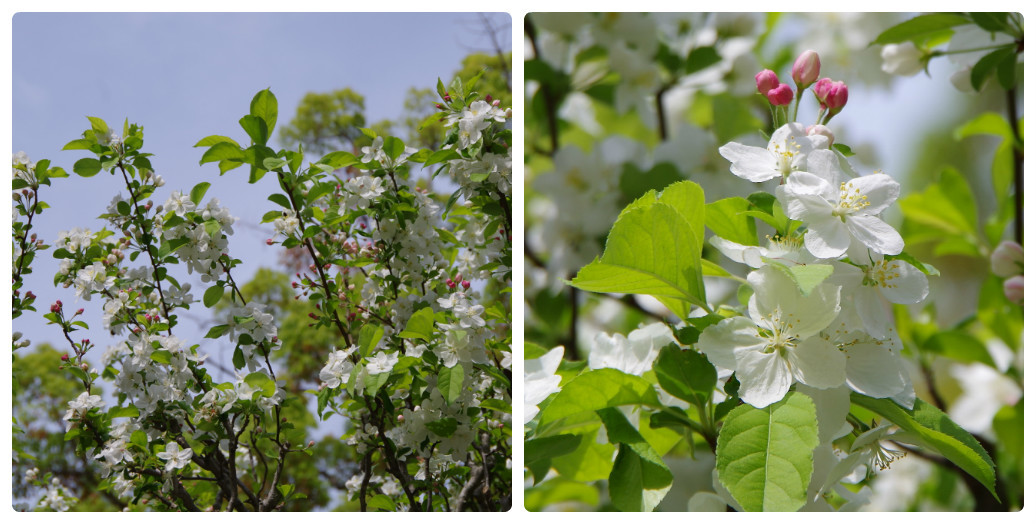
[755,50,849,124]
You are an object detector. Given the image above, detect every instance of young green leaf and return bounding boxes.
[716,391,818,512]
[400,307,434,341]
[437,364,465,405]
[850,393,998,499]
[537,369,661,426]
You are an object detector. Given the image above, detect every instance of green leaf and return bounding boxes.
[200,142,245,166]
[653,345,717,405]
[871,13,971,45]
[706,197,758,246]
[763,259,835,296]
[357,324,383,357]
[538,369,661,426]
[400,307,434,341]
[190,182,211,206]
[425,418,458,438]
[716,391,818,512]
[204,219,222,237]
[63,138,94,150]
[525,434,582,464]
[437,365,465,405]
[150,350,172,364]
[130,430,148,450]
[831,143,855,157]
[203,285,224,308]
[204,324,229,339]
[193,135,240,148]
[382,136,405,161]
[422,149,462,166]
[315,151,360,170]
[239,115,269,146]
[922,330,995,368]
[889,252,940,276]
[971,13,1012,34]
[970,47,1015,92]
[73,158,102,177]
[249,89,278,135]
[244,372,276,397]
[598,408,673,512]
[108,405,140,418]
[850,393,998,498]
[571,181,707,317]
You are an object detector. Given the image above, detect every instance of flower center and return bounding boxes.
[759,308,800,355]
[864,259,900,289]
[771,141,801,177]
[834,181,870,217]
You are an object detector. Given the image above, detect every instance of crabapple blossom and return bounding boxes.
[792,49,821,87]
[697,266,845,408]
[776,150,904,258]
[588,322,676,376]
[718,122,828,182]
[156,442,194,471]
[755,69,779,94]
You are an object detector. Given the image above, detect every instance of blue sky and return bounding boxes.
[10,12,511,372]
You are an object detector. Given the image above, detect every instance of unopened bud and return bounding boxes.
[1004,275,1024,304]
[766,83,794,106]
[792,50,821,88]
[813,78,832,108]
[824,81,848,115]
[461,280,471,290]
[76,308,84,315]
[397,414,405,422]
[308,440,315,448]
[80,363,89,371]
[991,241,1024,278]
[266,238,274,245]
[755,69,779,95]
[807,124,835,149]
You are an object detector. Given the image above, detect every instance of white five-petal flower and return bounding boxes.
[718,123,829,183]
[156,442,194,471]
[777,150,904,258]
[698,265,846,408]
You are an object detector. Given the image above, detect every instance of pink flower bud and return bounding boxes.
[807,124,835,148]
[766,84,794,106]
[266,238,274,245]
[76,308,84,316]
[813,78,833,108]
[991,240,1024,278]
[61,353,69,361]
[397,414,405,422]
[461,280,471,290]
[1004,275,1024,304]
[755,69,779,95]
[485,95,493,103]
[443,93,451,102]
[792,50,821,87]
[824,81,848,115]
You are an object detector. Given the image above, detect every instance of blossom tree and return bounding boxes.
[12,73,512,512]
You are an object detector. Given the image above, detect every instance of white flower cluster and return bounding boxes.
[158,196,236,282]
[37,477,77,512]
[223,301,281,371]
[699,122,927,409]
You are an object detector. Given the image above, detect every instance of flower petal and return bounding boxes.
[787,336,846,389]
[846,173,900,215]
[804,217,851,259]
[719,142,779,182]
[844,339,910,398]
[698,317,764,371]
[846,214,904,255]
[735,349,794,408]
[805,149,850,191]
[854,288,896,340]
[782,172,836,204]
[747,265,801,322]
[877,260,929,304]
